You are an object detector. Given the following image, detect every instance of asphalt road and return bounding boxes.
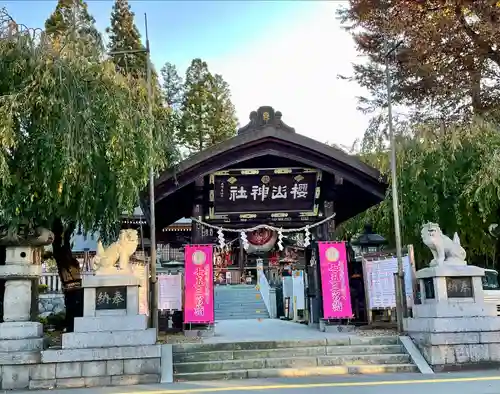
[16,372,500,394]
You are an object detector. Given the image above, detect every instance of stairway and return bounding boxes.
[215,285,269,321]
[173,336,417,381]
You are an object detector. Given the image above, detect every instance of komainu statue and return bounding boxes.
[93,229,139,274]
[421,222,466,266]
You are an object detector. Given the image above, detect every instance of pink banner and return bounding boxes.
[184,244,214,324]
[318,241,353,319]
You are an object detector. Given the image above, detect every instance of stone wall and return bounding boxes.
[38,294,65,318]
[408,317,500,371]
[0,344,170,390]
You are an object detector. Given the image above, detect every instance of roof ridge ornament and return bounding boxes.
[237,106,295,135]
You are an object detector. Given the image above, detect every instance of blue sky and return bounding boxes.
[3,0,369,148]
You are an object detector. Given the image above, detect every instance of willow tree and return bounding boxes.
[337,118,500,269]
[0,9,173,329]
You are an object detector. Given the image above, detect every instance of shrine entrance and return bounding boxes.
[147,106,387,327]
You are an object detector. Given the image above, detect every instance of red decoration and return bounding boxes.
[248,228,275,246]
[269,251,279,266]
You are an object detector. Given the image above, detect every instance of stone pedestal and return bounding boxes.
[61,274,155,349]
[0,246,43,364]
[405,265,500,370]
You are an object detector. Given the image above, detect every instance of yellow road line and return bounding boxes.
[122,376,500,394]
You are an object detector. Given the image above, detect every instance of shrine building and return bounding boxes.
[139,106,387,325]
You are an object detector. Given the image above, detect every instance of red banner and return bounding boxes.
[184,244,214,324]
[318,241,353,319]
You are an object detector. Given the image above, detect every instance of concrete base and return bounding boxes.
[413,302,496,318]
[0,321,43,340]
[405,316,500,333]
[74,315,148,332]
[416,264,485,279]
[407,264,500,369]
[82,274,140,288]
[62,328,157,349]
[82,274,140,318]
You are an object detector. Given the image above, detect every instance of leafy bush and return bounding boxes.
[38,284,49,294]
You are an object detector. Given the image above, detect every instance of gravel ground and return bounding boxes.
[157,333,203,344]
[45,325,398,348]
[353,327,398,336]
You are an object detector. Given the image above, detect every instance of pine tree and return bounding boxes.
[206,73,238,146]
[180,59,212,153]
[106,0,147,78]
[338,0,500,149]
[179,59,237,154]
[161,62,183,109]
[45,0,102,55]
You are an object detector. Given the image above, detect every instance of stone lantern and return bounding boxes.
[0,227,54,364]
[350,224,387,258]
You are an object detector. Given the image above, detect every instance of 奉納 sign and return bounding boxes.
[208,167,321,222]
[184,245,214,324]
[95,286,127,310]
[318,241,353,319]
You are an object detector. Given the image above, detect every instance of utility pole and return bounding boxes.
[385,40,405,333]
[144,13,158,336]
[107,13,158,335]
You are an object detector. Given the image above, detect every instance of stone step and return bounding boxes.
[0,338,44,352]
[214,285,257,290]
[215,316,269,321]
[0,351,41,365]
[172,336,400,353]
[216,312,269,315]
[215,302,268,308]
[215,297,262,302]
[174,354,411,374]
[215,311,269,317]
[215,290,260,295]
[215,308,267,311]
[215,301,266,306]
[62,328,157,349]
[173,344,405,363]
[214,307,267,318]
[74,315,148,333]
[215,312,269,316]
[174,364,418,381]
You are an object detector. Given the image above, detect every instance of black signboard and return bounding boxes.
[446,277,473,298]
[208,168,321,222]
[423,278,435,300]
[95,286,127,310]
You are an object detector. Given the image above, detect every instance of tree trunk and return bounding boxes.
[0,246,5,323]
[469,65,483,114]
[51,218,83,332]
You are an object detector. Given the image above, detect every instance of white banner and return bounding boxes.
[292,270,305,310]
[364,255,414,309]
[158,274,182,311]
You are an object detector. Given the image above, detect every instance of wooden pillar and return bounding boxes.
[190,178,204,244]
[311,200,335,325]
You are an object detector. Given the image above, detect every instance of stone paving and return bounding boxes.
[205,319,396,343]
